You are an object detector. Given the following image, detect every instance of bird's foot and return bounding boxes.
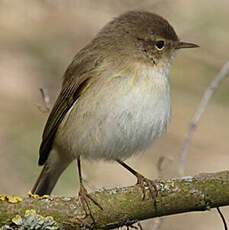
[78,184,103,225]
[135,173,158,206]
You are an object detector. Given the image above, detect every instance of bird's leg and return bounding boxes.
[77,157,103,223]
[116,159,158,202]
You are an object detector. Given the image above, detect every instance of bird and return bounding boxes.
[31,10,198,214]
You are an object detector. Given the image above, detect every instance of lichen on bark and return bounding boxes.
[0,170,228,229]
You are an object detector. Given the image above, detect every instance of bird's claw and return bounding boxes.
[136,173,158,208]
[77,185,103,227]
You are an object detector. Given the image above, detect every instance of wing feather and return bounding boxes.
[38,53,102,165]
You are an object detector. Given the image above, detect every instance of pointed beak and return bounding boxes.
[175,41,199,49]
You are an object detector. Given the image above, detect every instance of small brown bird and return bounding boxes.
[32,10,198,210]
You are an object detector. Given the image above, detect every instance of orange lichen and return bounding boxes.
[0,194,6,201]
[0,195,23,203]
[28,191,49,199]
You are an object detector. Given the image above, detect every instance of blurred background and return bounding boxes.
[0,0,228,229]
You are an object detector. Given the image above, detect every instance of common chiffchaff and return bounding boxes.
[32,11,198,207]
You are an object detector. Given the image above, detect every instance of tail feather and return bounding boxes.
[31,165,58,195]
[31,151,71,196]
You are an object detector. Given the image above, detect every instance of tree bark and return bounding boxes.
[0,170,229,229]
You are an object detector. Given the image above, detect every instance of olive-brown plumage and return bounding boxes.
[32,11,198,200]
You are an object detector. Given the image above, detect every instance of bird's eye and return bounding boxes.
[155,40,165,50]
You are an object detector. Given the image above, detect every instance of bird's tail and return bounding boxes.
[31,152,70,196]
[31,165,55,195]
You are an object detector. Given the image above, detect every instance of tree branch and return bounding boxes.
[1,170,229,229]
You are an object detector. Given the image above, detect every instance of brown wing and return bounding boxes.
[38,53,102,165]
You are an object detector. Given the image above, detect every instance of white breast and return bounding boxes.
[55,63,171,161]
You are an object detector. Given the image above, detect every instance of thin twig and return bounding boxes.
[179,60,229,175]
[136,222,143,230]
[157,156,174,175]
[36,88,51,113]
[217,207,228,230]
[178,61,229,230]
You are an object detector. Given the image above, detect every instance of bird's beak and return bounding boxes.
[175,41,199,49]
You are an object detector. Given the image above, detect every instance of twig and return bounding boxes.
[36,88,51,113]
[136,222,143,230]
[157,156,174,175]
[179,60,229,175]
[217,207,228,230]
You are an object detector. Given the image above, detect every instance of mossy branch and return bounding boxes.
[0,170,229,229]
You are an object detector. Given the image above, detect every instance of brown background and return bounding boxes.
[0,0,229,229]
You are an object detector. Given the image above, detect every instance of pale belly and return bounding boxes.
[55,74,171,161]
